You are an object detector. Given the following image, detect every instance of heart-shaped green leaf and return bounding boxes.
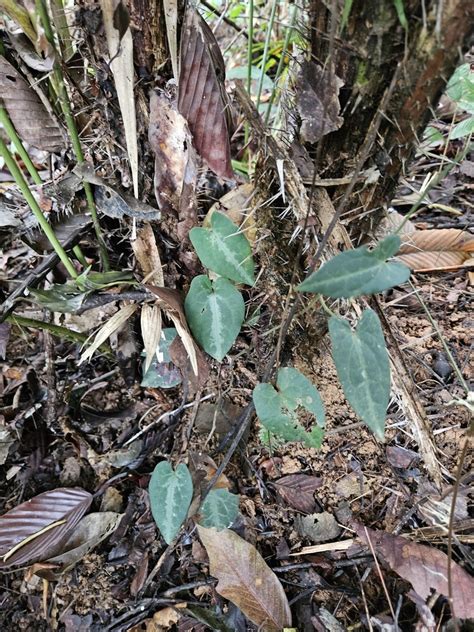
[189,212,255,286]
[297,235,410,298]
[253,367,325,448]
[148,461,193,544]
[185,275,244,361]
[329,309,390,440]
[198,489,239,529]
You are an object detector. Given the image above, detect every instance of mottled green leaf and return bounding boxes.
[29,285,87,313]
[297,236,410,298]
[141,328,182,388]
[185,275,244,361]
[148,461,193,544]
[190,212,255,286]
[199,489,239,529]
[329,309,390,440]
[253,368,325,448]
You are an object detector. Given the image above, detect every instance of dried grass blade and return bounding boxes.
[79,303,138,364]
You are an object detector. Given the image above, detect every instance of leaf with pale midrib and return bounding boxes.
[329,309,390,439]
[297,235,410,298]
[149,461,193,544]
[189,213,255,286]
[185,275,244,361]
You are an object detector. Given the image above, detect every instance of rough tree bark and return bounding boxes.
[309,0,474,228]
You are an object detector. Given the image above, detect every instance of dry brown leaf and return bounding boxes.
[270,474,323,514]
[178,7,233,179]
[198,526,292,631]
[0,488,92,568]
[295,60,344,143]
[397,229,474,272]
[399,228,474,254]
[148,91,198,222]
[355,523,474,619]
[0,56,65,151]
[132,223,164,286]
[100,0,138,197]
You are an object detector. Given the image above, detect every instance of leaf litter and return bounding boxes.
[0,2,473,630]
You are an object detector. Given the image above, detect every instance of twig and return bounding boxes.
[122,393,215,447]
[364,526,397,623]
[0,222,91,323]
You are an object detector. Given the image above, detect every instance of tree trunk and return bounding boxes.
[309,0,473,228]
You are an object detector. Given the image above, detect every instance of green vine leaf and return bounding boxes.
[185,275,244,361]
[189,212,255,286]
[329,309,390,440]
[198,489,239,529]
[148,461,193,544]
[253,367,325,448]
[297,235,410,298]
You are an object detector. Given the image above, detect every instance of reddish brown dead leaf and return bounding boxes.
[0,487,92,568]
[178,7,233,179]
[271,474,323,514]
[355,523,474,619]
[148,91,198,224]
[0,56,65,152]
[198,526,292,631]
[397,228,474,272]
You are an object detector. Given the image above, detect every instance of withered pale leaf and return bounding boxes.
[355,524,474,619]
[141,303,162,373]
[79,303,138,364]
[206,182,256,245]
[295,60,343,143]
[198,526,292,631]
[146,286,199,377]
[148,91,198,219]
[163,0,179,80]
[271,474,322,514]
[178,8,233,179]
[0,487,92,568]
[37,511,123,579]
[0,56,65,151]
[100,0,139,197]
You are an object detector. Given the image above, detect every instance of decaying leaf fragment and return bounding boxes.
[178,7,233,179]
[295,60,344,143]
[0,488,92,568]
[148,91,198,229]
[0,56,65,151]
[198,526,292,631]
[355,523,474,619]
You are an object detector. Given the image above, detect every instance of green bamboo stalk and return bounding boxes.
[264,3,297,127]
[0,106,42,185]
[35,0,110,271]
[244,0,254,147]
[0,106,88,266]
[50,0,74,61]
[255,0,279,115]
[0,136,78,278]
[8,314,111,354]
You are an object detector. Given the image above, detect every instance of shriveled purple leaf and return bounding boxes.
[178,8,233,179]
[0,487,92,568]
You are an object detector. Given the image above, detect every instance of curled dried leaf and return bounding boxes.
[178,8,233,179]
[0,488,92,568]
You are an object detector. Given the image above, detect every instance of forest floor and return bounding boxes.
[0,7,473,632]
